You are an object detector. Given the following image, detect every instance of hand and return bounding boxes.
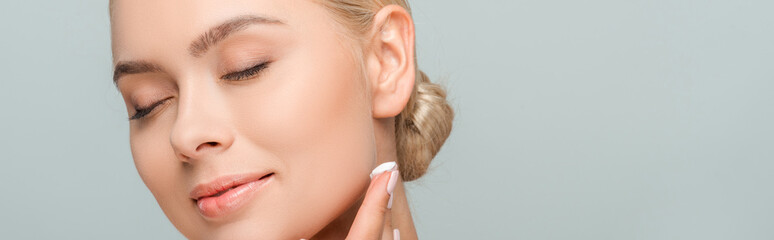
[301,162,400,240]
[347,162,400,240]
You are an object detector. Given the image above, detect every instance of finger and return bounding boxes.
[346,162,399,240]
[381,203,393,240]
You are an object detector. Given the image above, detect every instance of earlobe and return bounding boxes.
[367,5,416,119]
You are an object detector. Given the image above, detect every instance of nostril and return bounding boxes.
[195,142,220,151]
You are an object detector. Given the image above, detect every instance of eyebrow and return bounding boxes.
[113,15,284,84]
[188,15,284,57]
[113,60,163,83]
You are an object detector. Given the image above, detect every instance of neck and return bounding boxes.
[312,118,418,240]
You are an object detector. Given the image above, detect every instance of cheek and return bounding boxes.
[228,43,375,232]
[129,120,200,235]
[243,54,375,173]
[232,37,375,170]
[130,123,175,193]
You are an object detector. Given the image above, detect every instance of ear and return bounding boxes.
[366,5,416,119]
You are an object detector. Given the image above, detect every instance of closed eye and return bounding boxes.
[221,61,271,81]
[129,97,173,120]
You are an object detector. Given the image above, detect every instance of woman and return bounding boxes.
[110,0,453,239]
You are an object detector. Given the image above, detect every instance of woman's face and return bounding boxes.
[112,0,377,238]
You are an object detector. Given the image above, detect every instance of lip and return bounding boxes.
[190,171,274,219]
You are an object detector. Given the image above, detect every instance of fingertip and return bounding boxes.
[346,163,397,239]
[370,161,397,179]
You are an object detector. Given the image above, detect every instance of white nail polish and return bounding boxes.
[393,228,400,240]
[386,170,398,209]
[370,161,397,179]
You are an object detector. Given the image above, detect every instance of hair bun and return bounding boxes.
[395,70,454,181]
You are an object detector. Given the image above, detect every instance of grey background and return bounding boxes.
[1,0,772,239]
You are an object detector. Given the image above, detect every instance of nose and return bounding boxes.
[169,84,235,163]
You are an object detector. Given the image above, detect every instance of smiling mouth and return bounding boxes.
[191,172,275,219]
[197,173,275,200]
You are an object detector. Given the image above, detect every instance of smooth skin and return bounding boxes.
[112,0,418,239]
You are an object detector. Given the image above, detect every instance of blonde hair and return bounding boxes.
[109,0,454,181]
[319,0,454,181]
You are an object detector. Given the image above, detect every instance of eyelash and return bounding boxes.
[221,61,271,81]
[129,97,172,120]
[129,61,271,121]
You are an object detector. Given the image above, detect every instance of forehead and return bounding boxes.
[110,0,318,61]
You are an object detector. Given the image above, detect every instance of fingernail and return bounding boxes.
[386,170,398,209]
[370,161,397,179]
[387,169,399,194]
[393,228,400,240]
